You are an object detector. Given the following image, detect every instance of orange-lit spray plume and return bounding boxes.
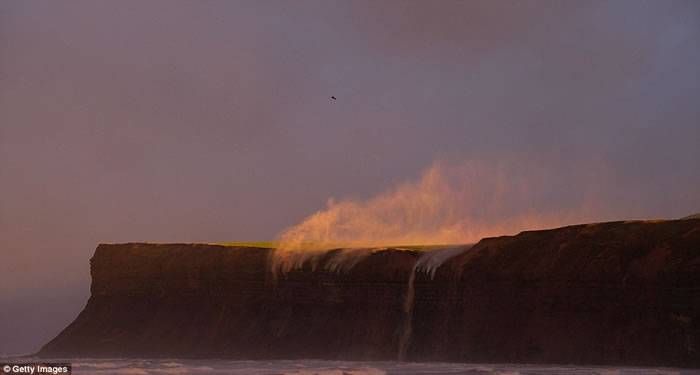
[272,160,609,275]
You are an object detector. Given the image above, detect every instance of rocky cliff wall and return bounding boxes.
[39,220,700,367]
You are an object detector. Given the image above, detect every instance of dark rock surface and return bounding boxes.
[39,220,700,367]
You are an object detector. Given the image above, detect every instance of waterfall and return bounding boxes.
[397,265,417,361]
[397,245,471,361]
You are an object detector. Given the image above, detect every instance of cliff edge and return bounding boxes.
[39,219,700,366]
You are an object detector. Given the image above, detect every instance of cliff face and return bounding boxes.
[40,220,700,367]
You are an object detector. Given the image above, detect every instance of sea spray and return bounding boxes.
[273,160,603,270]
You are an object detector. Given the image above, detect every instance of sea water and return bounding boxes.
[3,358,699,375]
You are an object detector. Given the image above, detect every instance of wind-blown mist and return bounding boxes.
[272,160,611,274]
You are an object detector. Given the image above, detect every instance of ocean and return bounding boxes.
[2,358,699,375]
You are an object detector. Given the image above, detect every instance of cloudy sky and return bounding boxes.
[1,0,699,354]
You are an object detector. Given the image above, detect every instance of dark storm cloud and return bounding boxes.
[1,0,699,353]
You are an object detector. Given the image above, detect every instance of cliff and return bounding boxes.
[39,219,700,367]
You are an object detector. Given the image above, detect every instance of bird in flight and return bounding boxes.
[331,96,336,100]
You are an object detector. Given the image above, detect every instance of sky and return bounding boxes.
[1,0,699,354]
